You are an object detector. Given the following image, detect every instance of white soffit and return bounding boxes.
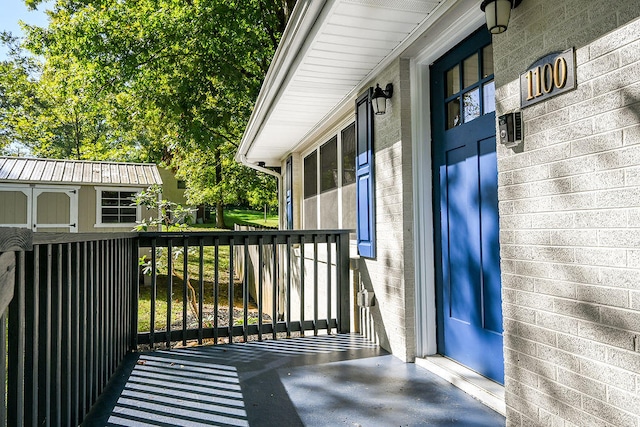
[239,0,441,166]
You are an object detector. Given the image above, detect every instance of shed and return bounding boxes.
[0,157,163,233]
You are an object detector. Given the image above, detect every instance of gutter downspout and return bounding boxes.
[238,154,283,228]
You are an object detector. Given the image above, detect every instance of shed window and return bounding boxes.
[96,188,141,225]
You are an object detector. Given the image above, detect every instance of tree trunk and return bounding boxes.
[216,201,225,228]
[214,146,225,228]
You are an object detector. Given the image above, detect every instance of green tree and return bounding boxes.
[1,31,166,161]
[17,0,293,224]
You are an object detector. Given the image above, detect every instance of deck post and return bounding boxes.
[130,237,140,350]
[337,232,350,333]
[1,228,32,426]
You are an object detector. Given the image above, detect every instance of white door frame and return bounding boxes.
[32,185,79,233]
[0,185,33,229]
[410,6,486,357]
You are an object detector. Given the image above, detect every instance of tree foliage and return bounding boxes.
[1,0,293,222]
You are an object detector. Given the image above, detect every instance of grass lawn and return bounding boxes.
[222,207,278,229]
[137,208,277,336]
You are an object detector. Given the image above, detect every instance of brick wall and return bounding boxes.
[495,5,640,426]
[358,58,416,361]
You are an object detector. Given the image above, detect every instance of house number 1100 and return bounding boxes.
[524,57,568,100]
[520,48,575,107]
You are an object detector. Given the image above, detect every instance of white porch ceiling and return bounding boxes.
[239,0,442,166]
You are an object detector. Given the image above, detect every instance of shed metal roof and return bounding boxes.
[0,157,163,186]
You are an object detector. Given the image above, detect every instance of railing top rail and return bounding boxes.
[33,232,139,245]
[0,227,33,252]
[138,229,353,246]
[140,229,352,238]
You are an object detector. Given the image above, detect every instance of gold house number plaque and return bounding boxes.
[520,48,576,107]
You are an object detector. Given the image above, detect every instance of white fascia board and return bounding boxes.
[237,0,328,166]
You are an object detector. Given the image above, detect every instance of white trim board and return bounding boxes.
[410,2,486,359]
[415,355,506,416]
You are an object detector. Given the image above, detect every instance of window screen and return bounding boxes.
[320,136,338,193]
[304,151,317,199]
[342,123,356,186]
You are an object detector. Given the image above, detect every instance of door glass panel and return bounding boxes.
[446,65,460,97]
[463,88,480,123]
[443,43,495,128]
[463,53,479,89]
[446,98,461,129]
[483,44,494,78]
[483,81,496,114]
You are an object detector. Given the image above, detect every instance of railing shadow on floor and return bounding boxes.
[83,334,381,427]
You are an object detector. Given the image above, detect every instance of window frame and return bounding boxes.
[94,186,143,227]
[320,136,339,194]
[341,122,356,186]
[301,118,357,231]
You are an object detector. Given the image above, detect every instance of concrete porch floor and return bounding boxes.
[83,334,505,426]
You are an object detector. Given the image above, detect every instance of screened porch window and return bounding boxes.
[302,121,356,231]
[304,152,318,199]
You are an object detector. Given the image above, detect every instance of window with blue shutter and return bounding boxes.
[356,89,375,258]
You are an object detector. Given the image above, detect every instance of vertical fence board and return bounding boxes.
[198,239,204,345]
[286,236,291,337]
[7,251,25,426]
[228,238,234,341]
[182,238,188,346]
[313,235,319,336]
[326,235,332,334]
[166,239,173,348]
[271,238,277,340]
[80,242,87,419]
[300,236,305,334]
[150,238,156,347]
[243,239,249,343]
[54,244,62,426]
[258,237,264,342]
[213,241,219,344]
[338,234,350,334]
[88,241,96,406]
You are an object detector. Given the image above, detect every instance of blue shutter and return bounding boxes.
[285,156,293,229]
[356,90,375,258]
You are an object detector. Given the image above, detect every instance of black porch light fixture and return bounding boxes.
[371,83,393,115]
[480,0,522,34]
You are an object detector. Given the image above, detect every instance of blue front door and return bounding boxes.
[431,28,504,383]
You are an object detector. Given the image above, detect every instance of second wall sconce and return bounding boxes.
[371,83,393,115]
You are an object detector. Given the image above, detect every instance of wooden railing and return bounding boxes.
[0,228,351,426]
[136,229,351,347]
[0,230,139,426]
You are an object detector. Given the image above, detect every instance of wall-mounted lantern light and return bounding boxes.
[371,83,393,115]
[480,0,522,34]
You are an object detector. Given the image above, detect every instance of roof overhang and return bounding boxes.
[238,0,469,167]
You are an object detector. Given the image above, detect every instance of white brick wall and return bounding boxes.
[358,58,416,362]
[495,6,640,426]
